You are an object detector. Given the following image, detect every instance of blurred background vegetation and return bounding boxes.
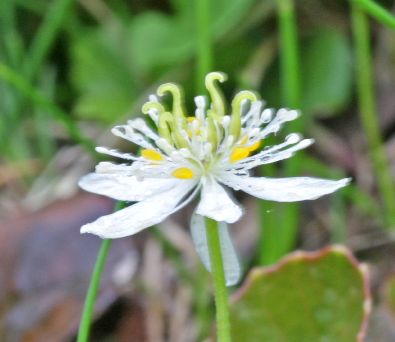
[2,0,395,341]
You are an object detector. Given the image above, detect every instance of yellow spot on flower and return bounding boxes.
[230,140,262,163]
[230,147,250,163]
[187,117,196,123]
[141,149,163,161]
[172,167,195,179]
[248,140,261,152]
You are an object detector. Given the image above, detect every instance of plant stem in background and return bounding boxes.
[77,201,124,342]
[354,0,395,30]
[195,0,213,92]
[206,217,232,342]
[23,0,73,80]
[260,0,302,265]
[277,0,301,109]
[77,239,112,342]
[195,1,216,339]
[351,5,395,229]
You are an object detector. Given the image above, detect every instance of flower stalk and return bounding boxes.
[77,239,112,342]
[351,5,395,228]
[77,201,123,342]
[205,217,232,342]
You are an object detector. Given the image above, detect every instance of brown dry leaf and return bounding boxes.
[0,193,136,341]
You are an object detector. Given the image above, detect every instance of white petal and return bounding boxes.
[112,125,155,150]
[81,180,197,238]
[196,177,243,223]
[95,146,139,161]
[190,212,241,286]
[79,173,179,201]
[227,134,313,171]
[220,173,351,202]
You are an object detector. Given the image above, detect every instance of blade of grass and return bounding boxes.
[23,0,73,80]
[259,0,302,265]
[354,0,395,30]
[34,67,57,162]
[351,4,395,229]
[0,63,96,156]
[0,0,31,162]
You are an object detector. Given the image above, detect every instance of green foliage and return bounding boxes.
[128,12,193,72]
[70,0,256,122]
[231,246,370,342]
[301,28,353,117]
[128,0,256,73]
[262,28,353,118]
[70,24,138,122]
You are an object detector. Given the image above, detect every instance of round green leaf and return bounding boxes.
[231,246,371,342]
[301,29,353,117]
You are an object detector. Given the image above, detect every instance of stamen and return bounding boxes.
[142,101,165,116]
[230,90,258,140]
[158,112,175,144]
[194,96,207,121]
[141,149,164,161]
[157,83,186,121]
[205,72,227,121]
[239,135,249,145]
[172,167,195,179]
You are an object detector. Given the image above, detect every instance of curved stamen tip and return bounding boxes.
[229,90,259,139]
[157,83,186,119]
[142,101,165,115]
[205,71,228,85]
[205,72,228,120]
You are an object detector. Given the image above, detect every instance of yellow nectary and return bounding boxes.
[172,167,195,179]
[141,149,163,161]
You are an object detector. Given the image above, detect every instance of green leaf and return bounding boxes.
[231,246,371,342]
[128,12,194,72]
[128,0,256,73]
[70,24,137,122]
[301,29,353,117]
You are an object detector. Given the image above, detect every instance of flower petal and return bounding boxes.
[79,173,179,201]
[190,211,241,286]
[225,134,313,171]
[196,177,243,223]
[81,180,197,238]
[220,173,351,202]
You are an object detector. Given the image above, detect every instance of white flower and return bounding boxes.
[79,72,350,285]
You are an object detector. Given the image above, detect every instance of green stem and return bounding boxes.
[194,1,215,339]
[354,0,395,30]
[351,5,395,229]
[77,239,112,342]
[277,0,301,109]
[196,0,213,93]
[24,0,73,80]
[260,0,301,265]
[205,217,232,342]
[77,201,124,342]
